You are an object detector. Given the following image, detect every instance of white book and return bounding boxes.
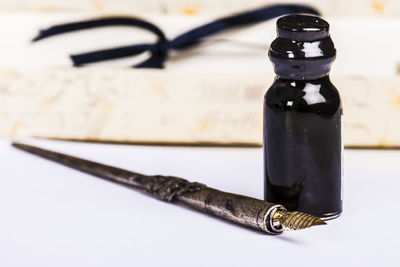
[0,13,399,147]
[1,68,399,147]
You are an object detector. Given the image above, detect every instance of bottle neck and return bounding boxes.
[274,75,331,85]
[270,56,334,81]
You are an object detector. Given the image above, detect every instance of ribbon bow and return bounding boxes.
[32,4,319,68]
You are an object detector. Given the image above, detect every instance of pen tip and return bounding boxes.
[311,218,327,226]
[275,211,327,231]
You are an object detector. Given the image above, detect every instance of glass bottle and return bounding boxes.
[263,14,342,219]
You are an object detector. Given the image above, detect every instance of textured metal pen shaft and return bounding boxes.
[12,142,325,234]
[11,142,149,190]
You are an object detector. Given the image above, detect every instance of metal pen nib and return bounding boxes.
[272,209,326,231]
[12,142,326,234]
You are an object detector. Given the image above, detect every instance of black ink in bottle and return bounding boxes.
[264,14,342,219]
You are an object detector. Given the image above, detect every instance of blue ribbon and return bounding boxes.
[32,4,319,68]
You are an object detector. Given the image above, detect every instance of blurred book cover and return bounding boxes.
[0,0,399,147]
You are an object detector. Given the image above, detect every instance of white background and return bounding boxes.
[1,138,399,266]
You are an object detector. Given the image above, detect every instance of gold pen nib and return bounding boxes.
[311,218,327,226]
[273,210,326,231]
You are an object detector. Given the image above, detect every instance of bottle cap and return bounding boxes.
[277,14,330,41]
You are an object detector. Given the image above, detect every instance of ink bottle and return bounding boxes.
[263,14,342,220]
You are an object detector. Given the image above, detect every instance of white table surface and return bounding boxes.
[1,138,399,267]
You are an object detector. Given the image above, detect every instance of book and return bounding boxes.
[0,13,399,147]
[1,68,399,147]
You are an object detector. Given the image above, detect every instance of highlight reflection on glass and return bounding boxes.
[301,41,323,57]
[302,83,326,105]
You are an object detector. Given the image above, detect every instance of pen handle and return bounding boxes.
[12,142,325,234]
